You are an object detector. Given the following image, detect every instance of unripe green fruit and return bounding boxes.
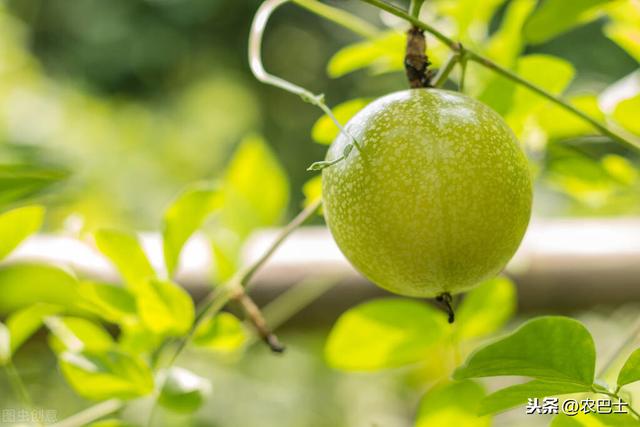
[322,89,532,297]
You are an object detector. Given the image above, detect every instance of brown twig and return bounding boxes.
[232,288,286,353]
[405,27,432,88]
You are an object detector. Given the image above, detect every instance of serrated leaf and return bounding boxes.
[46,316,114,354]
[95,229,155,291]
[454,317,596,385]
[60,350,154,400]
[77,281,137,325]
[136,279,194,336]
[163,183,222,276]
[325,298,448,371]
[6,303,63,354]
[159,367,211,414]
[617,348,640,387]
[454,277,516,341]
[479,380,590,415]
[311,99,371,145]
[327,32,404,78]
[0,205,45,261]
[524,0,612,44]
[416,381,490,427]
[0,263,79,314]
[614,94,640,136]
[192,312,248,354]
[0,322,9,365]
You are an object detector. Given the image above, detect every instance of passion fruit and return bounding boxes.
[322,89,532,297]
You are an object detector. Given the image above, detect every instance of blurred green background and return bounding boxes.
[0,0,639,426]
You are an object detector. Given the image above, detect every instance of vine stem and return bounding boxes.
[49,400,122,427]
[598,318,640,378]
[249,0,362,159]
[594,389,640,420]
[358,0,640,150]
[3,360,41,426]
[148,198,323,425]
[432,52,459,88]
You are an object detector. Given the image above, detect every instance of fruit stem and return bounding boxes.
[405,27,433,88]
[432,52,459,88]
[436,292,455,324]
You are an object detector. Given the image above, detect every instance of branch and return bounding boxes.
[358,0,640,150]
[232,288,285,353]
[50,400,122,427]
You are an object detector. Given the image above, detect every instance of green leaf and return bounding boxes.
[163,183,222,276]
[617,348,640,387]
[311,99,371,145]
[220,135,289,238]
[94,229,156,291]
[118,321,163,355]
[454,277,516,341]
[483,0,537,66]
[454,316,596,385]
[436,0,506,40]
[0,263,79,314]
[46,316,114,354]
[416,381,490,427]
[0,205,45,261]
[327,32,404,78]
[211,135,289,280]
[0,322,9,365]
[544,147,636,207]
[0,164,68,209]
[77,281,137,325]
[604,1,640,62]
[302,175,322,210]
[6,303,63,354]
[60,350,154,400]
[192,312,248,354]
[159,367,211,413]
[538,94,605,140]
[524,0,612,44]
[614,94,640,136]
[325,298,448,371]
[479,380,590,415]
[136,279,194,336]
[605,22,640,62]
[506,55,575,136]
